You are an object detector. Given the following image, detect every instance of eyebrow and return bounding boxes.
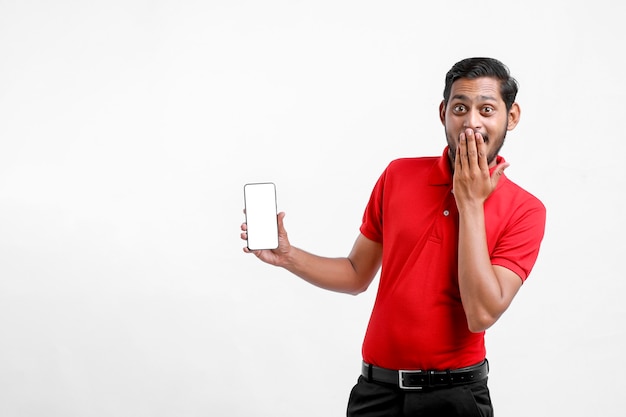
[451,94,498,102]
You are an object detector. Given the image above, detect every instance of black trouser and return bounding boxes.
[346,375,493,417]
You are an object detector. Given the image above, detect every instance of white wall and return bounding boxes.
[1,1,624,416]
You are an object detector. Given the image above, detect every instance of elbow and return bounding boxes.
[347,282,370,296]
[467,322,491,333]
[344,268,376,296]
[466,312,499,333]
[464,298,512,332]
[345,274,374,295]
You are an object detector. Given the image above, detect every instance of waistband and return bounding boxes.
[361,360,489,390]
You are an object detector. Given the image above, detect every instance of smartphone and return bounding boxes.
[243,182,279,250]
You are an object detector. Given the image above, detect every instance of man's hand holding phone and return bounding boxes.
[241,182,292,267]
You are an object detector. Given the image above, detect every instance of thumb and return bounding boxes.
[275,211,291,252]
[491,161,510,186]
[277,211,287,234]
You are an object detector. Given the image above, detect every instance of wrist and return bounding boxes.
[279,245,299,270]
[456,200,485,215]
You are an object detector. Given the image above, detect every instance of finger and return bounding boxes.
[474,132,489,171]
[465,129,480,170]
[241,222,247,231]
[457,131,467,169]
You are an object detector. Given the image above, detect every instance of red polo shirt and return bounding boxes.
[359,148,546,371]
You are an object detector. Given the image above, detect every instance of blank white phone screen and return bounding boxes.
[244,182,279,250]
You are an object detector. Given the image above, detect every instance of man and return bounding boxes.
[240,57,546,416]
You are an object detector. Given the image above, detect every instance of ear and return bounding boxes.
[439,100,446,125]
[506,102,521,131]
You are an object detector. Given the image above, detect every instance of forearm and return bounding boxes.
[281,246,371,295]
[457,205,508,332]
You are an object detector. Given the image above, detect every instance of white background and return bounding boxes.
[1,1,624,416]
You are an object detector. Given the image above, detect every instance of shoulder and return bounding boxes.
[385,156,440,174]
[500,177,545,208]
[380,155,450,188]
[496,176,547,222]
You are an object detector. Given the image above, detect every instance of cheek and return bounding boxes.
[490,116,509,131]
[445,115,461,127]
[444,119,462,137]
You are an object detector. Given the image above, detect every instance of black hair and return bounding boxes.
[443,57,519,111]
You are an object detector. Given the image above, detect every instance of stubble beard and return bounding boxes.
[446,126,508,166]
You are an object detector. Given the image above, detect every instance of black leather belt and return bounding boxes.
[362,360,489,390]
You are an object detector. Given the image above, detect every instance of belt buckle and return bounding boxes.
[398,369,425,390]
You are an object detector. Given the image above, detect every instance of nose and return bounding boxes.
[463,109,482,131]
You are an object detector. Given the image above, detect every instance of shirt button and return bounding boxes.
[443,210,450,216]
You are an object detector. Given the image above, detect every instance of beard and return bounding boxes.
[446,125,508,166]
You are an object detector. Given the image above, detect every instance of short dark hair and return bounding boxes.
[443,57,519,111]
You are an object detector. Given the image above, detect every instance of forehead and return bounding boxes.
[449,77,503,102]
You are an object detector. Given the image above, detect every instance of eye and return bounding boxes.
[453,104,466,113]
[482,106,494,114]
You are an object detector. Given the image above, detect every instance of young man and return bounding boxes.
[240,57,546,417]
